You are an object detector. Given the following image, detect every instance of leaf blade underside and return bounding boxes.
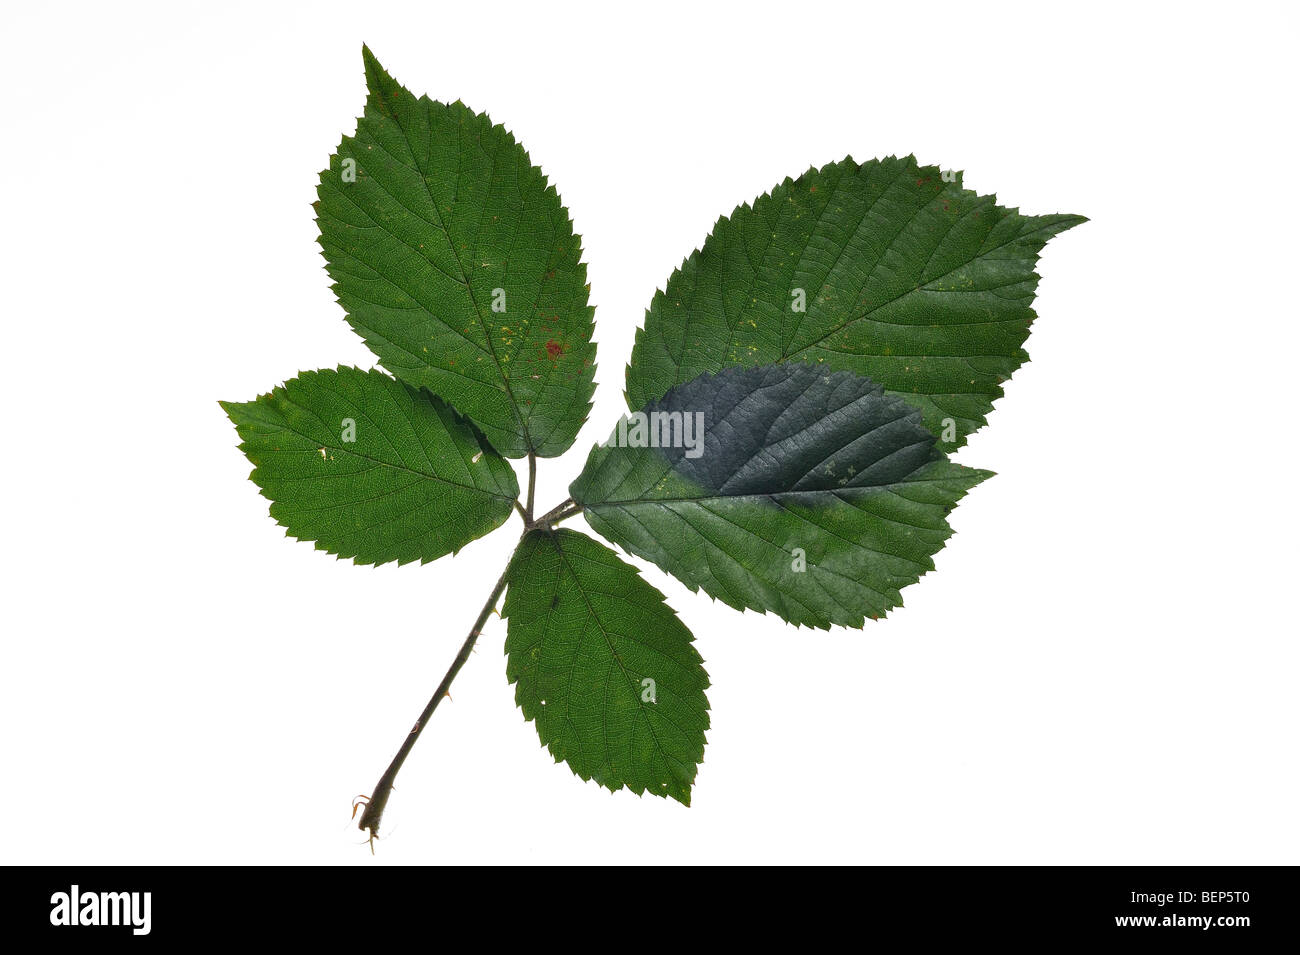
[503,529,710,805]
[572,363,990,629]
[316,47,596,458]
[222,366,519,566]
[626,156,1083,449]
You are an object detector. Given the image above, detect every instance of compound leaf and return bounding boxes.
[626,156,1083,449]
[316,47,596,458]
[571,363,990,629]
[221,366,519,566]
[503,528,709,804]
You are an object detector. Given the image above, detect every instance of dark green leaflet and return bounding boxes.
[626,156,1083,449]
[572,364,990,628]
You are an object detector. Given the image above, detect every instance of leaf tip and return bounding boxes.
[360,42,380,75]
[218,398,247,424]
[360,44,401,112]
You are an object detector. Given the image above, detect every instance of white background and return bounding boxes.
[2,0,1296,865]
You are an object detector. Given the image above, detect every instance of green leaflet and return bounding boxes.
[221,366,518,566]
[571,364,990,629]
[625,156,1083,449]
[503,529,709,804]
[315,48,596,458]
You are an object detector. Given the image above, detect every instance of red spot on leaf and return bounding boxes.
[545,339,564,361]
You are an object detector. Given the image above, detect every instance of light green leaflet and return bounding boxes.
[222,366,518,566]
[503,529,709,804]
[626,156,1083,449]
[316,48,596,458]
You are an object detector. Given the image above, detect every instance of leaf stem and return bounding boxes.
[525,453,537,522]
[527,498,580,530]
[355,563,511,846]
[355,493,581,848]
[549,504,583,524]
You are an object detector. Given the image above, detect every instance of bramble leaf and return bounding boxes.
[571,363,990,629]
[315,48,596,458]
[626,156,1083,449]
[222,366,518,566]
[503,529,709,804]
[219,43,1090,825]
